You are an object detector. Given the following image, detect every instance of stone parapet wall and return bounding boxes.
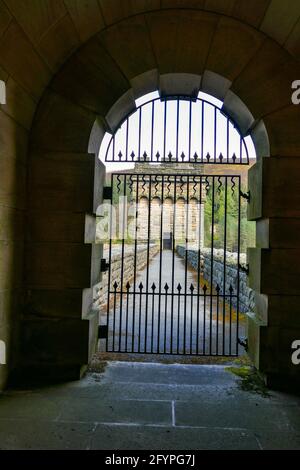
[95,244,159,310]
[176,245,254,313]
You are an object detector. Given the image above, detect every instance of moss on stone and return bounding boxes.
[226,365,270,397]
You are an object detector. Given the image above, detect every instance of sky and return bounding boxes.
[99,91,256,173]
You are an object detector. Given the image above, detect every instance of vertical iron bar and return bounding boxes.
[163,101,167,161]
[177,286,181,354]
[144,175,152,353]
[236,177,242,355]
[216,286,220,355]
[138,284,143,353]
[113,134,115,162]
[164,287,168,353]
[201,101,204,163]
[112,282,117,352]
[157,176,165,353]
[132,175,139,352]
[106,175,114,352]
[151,286,156,353]
[222,177,228,356]
[203,286,207,355]
[170,176,177,354]
[126,117,129,161]
[190,286,194,354]
[189,100,192,162]
[151,101,155,163]
[176,100,180,162]
[226,119,230,163]
[196,177,202,355]
[229,286,233,355]
[214,107,217,163]
[125,283,130,352]
[240,134,243,164]
[244,139,250,164]
[183,177,190,354]
[138,107,142,161]
[118,175,127,352]
[209,177,215,355]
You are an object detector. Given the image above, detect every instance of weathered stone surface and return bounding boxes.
[233,40,298,118]
[206,17,264,82]
[147,10,218,75]
[31,91,95,153]
[26,243,93,289]
[0,21,51,100]
[64,0,105,41]
[260,0,300,45]
[256,218,300,249]
[28,153,95,213]
[1,77,36,130]
[248,248,300,295]
[0,110,28,162]
[99,15,156,80]
[19,316,90,365]
[177,245,254,313]
[160,73,201,99]
[99,0,161,25]
[249,158,300,220]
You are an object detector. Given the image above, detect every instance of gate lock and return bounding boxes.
[101,259,109,273]
[238,337,249,352]
[239,263,249,275]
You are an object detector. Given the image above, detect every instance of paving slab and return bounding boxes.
[59,399,172,426]
[0,361,299,450]
[90,424,261,450]
[0,420,94,450]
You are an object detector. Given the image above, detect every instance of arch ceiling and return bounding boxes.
[0,0,299,157]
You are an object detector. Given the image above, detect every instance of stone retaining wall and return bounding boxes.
[95,244,159,310]
[176,245,254,313]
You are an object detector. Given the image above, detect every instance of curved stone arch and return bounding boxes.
[16,6,300,387]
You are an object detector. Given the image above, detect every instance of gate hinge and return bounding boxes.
[98,325,108,339]
[239,263,249,275]
[240,190,251,202]
[103,186,112,200]
[101,259,110,273]
[238,337,249,352]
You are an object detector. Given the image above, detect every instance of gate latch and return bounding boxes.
[101,259,109,273]
[238,337,249,352]
[98,325,108,339]
[239,263,249,275]
[103,186,112,200]
[240,190,251,202]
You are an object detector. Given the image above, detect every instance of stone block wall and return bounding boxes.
[177,245,254,313]
[95,243,160,310]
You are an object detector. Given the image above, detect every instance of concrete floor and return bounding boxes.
[0,361,299,450]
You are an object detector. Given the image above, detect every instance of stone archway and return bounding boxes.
[1,4,300,389]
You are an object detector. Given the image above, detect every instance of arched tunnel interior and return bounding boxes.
[0,0,300,451]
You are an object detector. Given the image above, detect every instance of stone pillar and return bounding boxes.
[14,151,105,384]
[247,157,300,390]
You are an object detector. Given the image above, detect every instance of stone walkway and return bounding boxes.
[102,250,245,356]
[0,361,299,449]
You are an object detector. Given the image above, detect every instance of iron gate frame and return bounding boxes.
[101,172,248,357]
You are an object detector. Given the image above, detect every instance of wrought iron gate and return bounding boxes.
[100,172,246,357]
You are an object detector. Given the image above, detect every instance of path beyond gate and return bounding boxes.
[100,172,246,357]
